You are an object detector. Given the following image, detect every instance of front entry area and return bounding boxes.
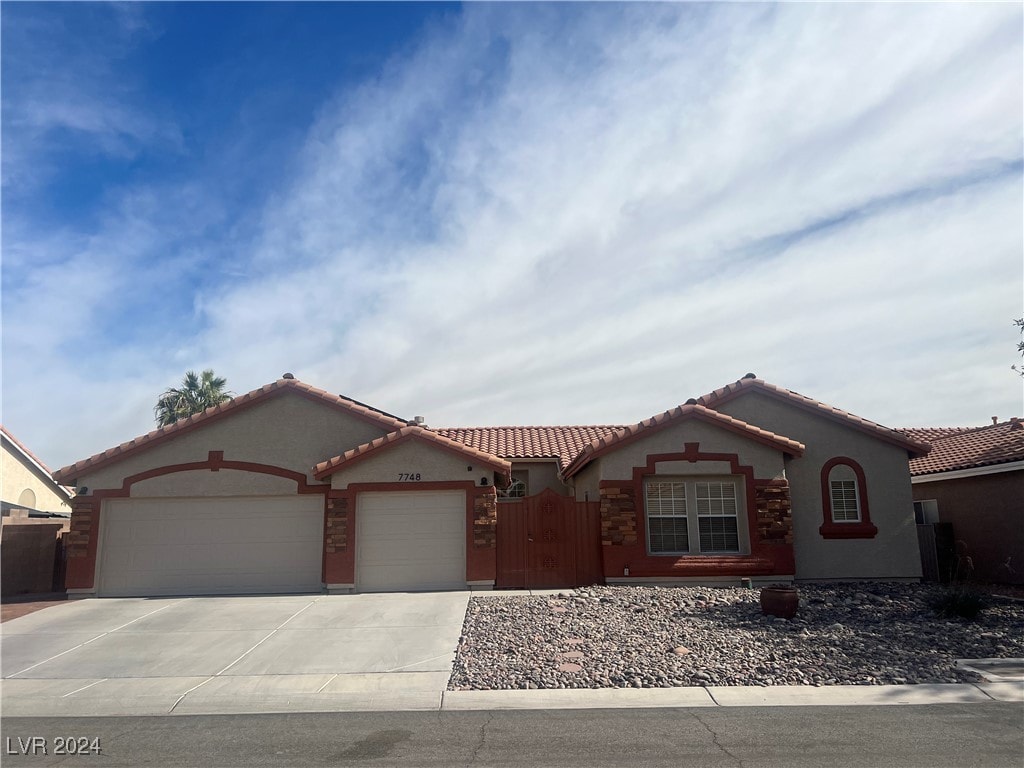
[356,490,467,592]
[97,495,325,597]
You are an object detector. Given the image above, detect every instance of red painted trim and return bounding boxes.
[563,406,802,479]
[598,445,794,578]
[819,456,878,539]
[313,430,509,480]
[64,452,332,591]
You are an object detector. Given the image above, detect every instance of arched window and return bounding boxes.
[18,488,36,510]
[819,458,877,539]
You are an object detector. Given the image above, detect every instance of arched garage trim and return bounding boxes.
[65,451,331,592]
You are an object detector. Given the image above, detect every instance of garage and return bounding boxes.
[356,490,466,591]
[97,495,325,597]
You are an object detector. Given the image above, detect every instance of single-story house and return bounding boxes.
[903,418,1024,584]
[52,373,930,597]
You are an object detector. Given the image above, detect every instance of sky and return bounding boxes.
[2,2,1022,471]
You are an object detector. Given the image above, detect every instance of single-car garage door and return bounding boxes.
[98,496,324,597]
[356,491,466,592]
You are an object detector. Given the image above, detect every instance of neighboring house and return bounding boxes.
[1,426,72,518]
[903,418,1024,584]
[52,373,929,598]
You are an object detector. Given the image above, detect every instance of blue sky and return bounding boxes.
[2,2,1022,470]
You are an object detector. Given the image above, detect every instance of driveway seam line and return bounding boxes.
[970,683,997,701]
[214,599,320,676]
[168,676,216,713]
[61,678,108,697]
[315,674,338,693]
[384,653,452,673]
[7,600,186,678]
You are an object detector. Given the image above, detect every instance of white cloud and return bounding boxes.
[3,2,1022,468]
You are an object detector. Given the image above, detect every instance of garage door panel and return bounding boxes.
[356,491,466,592]
[99,496,324,597]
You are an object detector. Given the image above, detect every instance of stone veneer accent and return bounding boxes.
[600,486,638,545]
[325,496,348,553]
[472,489,497,548]
[65,498,95,558]
[754,478,794,544]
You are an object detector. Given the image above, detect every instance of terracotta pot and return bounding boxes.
[760,586,799,619]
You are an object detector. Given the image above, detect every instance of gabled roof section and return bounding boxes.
[909,418,1024,477]
[1,426,73,502]
[435,426,625,472]
[53,377,410,484]
[313,425,511,480]
[697,376,931,458]
[562,404,805,480]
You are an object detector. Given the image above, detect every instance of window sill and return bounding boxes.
[819,521,878,539]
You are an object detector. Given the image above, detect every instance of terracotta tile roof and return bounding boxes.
[697,376,931,458]
[0,425,73,501]
[899,426,978,444]
[53,377,410,484]
[909,419,1024,476]
[562,404,806,480]
[435,426,624,471]
[313,425,511,480]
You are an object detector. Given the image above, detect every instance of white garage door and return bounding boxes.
[98,496,324,597]
[356,491,466,592]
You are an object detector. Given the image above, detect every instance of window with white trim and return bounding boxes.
[646,481,689,553]
[498,470,529,500]
[645,477,744,555]
[827,465,861,522]
[696,481,740,552]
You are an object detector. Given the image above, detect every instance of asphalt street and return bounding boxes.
[3,704,1022,768]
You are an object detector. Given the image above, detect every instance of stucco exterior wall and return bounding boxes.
[130,469,298,497]
[594,419,786,483]
[913,470,1024,584]
[509,461,569,496]
[329,440,490,490]
[74,393,389,491]
[1,441,69,513]
[716,391,921,580]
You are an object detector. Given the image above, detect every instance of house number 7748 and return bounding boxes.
[397,473,421,481]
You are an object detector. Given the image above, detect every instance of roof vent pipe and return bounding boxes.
[992,416,999,425]
[414,416,425,426]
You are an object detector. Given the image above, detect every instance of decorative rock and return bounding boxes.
[447,584,1024,691]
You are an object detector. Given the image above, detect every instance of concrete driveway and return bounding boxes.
[1,592,470,716]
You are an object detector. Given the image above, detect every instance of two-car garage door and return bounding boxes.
[97,490,468,596]
[98,496,324,597]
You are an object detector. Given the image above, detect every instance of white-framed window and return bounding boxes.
[498,470,529,500]
[696,481,740,552]
[645,477,743,555]
[646,481,689,553]
[913,499,939,524]
[827,465,861,522]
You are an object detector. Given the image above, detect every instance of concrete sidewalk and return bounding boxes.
[3,679,1021,718]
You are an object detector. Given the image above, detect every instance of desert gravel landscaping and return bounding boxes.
[449,584,1024,690]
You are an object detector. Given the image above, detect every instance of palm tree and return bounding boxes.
[154,370,233,426]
